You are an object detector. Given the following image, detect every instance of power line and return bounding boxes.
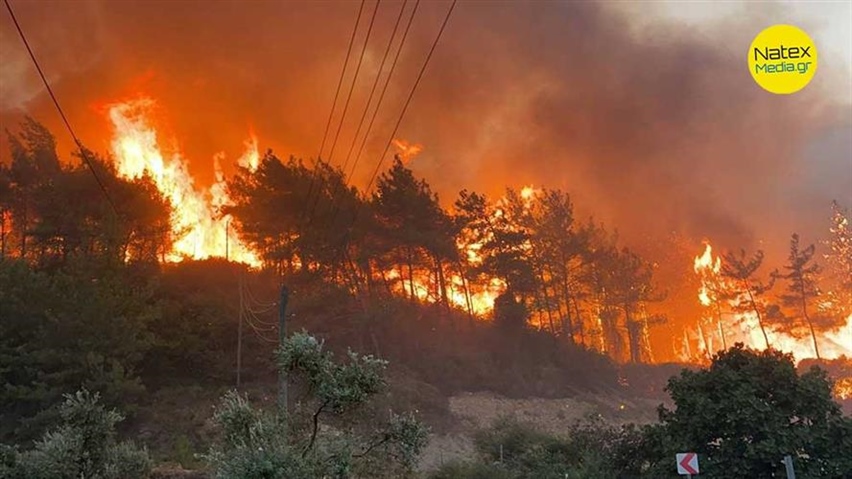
[363,0,458,194]
[332,0,455,243]
[322,0,410,225]
[326,0,383,163]
[341,0,408,177]
[3,0,118,216]
[305,0,383,223]
[316,0,366,162]
[324,0,420,230]
[346,0,420,187]
[303,0,367,225]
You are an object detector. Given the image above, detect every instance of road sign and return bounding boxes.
[677,452,699,475]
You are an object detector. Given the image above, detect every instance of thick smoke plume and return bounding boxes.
[1,0,850,258]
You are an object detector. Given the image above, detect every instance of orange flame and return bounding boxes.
[520,185,538,202]
[835,377,852,400]
[107,98,260,266]
[688,241,852,364]
[693,242,721,307]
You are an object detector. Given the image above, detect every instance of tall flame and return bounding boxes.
[694,242,721,306]
[107,98,260,266]
[689,242,852,359]
[690,241,852,398]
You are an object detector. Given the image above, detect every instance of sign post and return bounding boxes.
[783,455,796,479]
[677,452,699,477]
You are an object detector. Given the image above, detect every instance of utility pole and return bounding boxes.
[225,219,230,261]
[278,284,289,415]
[236,273,243,388]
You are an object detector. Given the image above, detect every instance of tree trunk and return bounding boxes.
[406,249,416,301]
[744,280,771,349]
[436,257,449,309]
[624,305,640,363]
[379,267,393,296]
[696,318,710,360]
[561,275,576,343]
[458,261,474,322]
[572,297,584,347]
[20,209,27,258]
[715,301,727,350]
[799,283,821,360]
[537,269,556,335]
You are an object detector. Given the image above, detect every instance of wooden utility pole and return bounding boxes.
[236,273,243,388]
[278,285,289,414]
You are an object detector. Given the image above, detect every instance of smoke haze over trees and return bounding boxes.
[1,0,849,264]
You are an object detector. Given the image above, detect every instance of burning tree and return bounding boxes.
[719,249,776,350]
[1,118,174,265]
[694,243,729,354]
[371,157,457,306]
[525,189,590,342]
[774,233,837,359]
[824,200,852,319]
[586,244,664,363]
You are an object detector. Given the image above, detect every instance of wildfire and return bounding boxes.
[520,185,538,201]
[107,98,260,266]
[836,377,852,400]
[689,241,852,363]
[694,242,721,306]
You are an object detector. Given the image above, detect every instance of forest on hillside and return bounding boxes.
[2,119,852,478]
[2,118,851,363]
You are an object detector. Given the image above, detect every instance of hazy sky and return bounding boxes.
[632,0,851,102]
[616,0,852,86]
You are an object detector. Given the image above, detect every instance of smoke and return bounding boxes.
[1,0,850,259]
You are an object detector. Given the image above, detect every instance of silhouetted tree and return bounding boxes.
[645,344,852,478]
[720,249,775,349]
[3,120,171,265]
[372,158,456,305]
[452,189,491,318]
[774,234,834,359]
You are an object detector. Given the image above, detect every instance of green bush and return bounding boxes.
[643,344,852,478]
[204,331,429,479]
[1,389,151,479]
[435,415,644,479]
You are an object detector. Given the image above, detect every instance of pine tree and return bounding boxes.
[720,249,776,349]
[824,200,852,320]
[774,234,826,359]
[372,158,455,304]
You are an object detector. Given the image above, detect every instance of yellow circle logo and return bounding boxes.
[748,24,817,94]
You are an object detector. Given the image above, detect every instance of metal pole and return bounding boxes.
[278,285,289,414]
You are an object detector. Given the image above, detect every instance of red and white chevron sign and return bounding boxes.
[676,452,699,475]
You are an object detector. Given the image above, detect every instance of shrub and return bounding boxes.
[1,389,151,479]
[204,331,429,478]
